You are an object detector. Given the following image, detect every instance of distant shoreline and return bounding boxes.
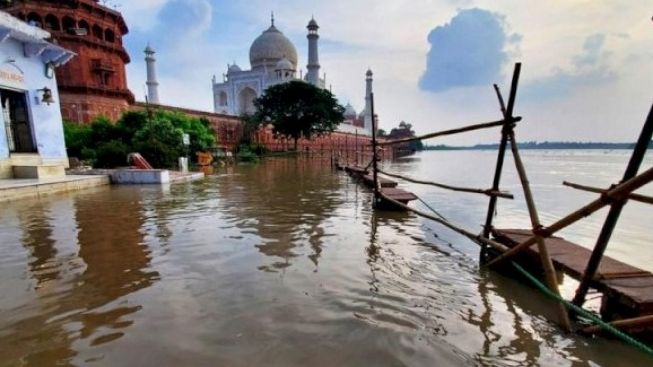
[422,141,653,151]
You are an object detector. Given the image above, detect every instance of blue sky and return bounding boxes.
[112,0,653,144]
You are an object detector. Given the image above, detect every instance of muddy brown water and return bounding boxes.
[0,151,652,366]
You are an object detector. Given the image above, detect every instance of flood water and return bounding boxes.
[0,150,652,366]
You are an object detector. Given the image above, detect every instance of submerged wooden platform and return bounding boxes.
[492,228,653,318]
[362,174,398,188]
[380,187,417,204]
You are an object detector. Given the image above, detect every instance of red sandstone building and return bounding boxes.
[0,1,383,156]
[1,0,134,123]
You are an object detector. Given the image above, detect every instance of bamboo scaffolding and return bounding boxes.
[507,129,571,331]
[572,104,653,307]
[482,65,520,249]
[563,181,653,205]
[581,315,653,335]
[486,166,653,268]
[378,169,514,199]
[375,117,522,147]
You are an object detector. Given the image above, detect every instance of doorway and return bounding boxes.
[1,88,36,153]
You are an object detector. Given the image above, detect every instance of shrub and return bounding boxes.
[62,109,217,169]
[133,119,184,168]
[63,121,92,158]
[95,140,130,168]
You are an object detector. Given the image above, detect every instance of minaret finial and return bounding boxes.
[271,11,275,26]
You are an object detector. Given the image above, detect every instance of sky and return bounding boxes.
[109,0,653,145]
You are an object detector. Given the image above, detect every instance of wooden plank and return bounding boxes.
[381,187,417,203]
[362,174,398,188]
[492,228,653,313]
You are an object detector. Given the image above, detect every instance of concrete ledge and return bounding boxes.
[170,171,205,183]
[111,169,170,184]
[0,159,11,179]
[9,153,42,166]
[0,175,110,202]
[13,165,66,179]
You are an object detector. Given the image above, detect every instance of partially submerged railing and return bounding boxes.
[363,62,653,346]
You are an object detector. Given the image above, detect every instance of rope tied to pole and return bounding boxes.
[378,169,514,199]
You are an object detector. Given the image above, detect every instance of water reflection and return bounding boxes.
[0,153,652,366]
[215,158,342,272]
[0,189,159,365]
[19,203,60,288]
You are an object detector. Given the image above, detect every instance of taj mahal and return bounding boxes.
[211,14,374,135]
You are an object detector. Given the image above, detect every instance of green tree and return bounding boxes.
[132,119,184,168]
[63,121,92,158]
[252,81,345,150]
[62,109,215,168]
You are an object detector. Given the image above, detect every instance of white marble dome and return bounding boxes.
[228,63,242,73]
[249,24,298,72]
[344,103,357,117]
[275,57,294,71]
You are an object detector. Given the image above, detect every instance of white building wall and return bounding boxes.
[0,23,71,178]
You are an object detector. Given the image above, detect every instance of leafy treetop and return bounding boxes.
[252,81,345,150]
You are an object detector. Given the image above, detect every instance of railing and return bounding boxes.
[362,62,653,342]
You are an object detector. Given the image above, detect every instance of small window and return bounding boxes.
[92,24,103,40]
[44,14,60,31]
[78,20,89,35]
[27,12,43,28]
[104,29,115,43]
[62,16,76,33]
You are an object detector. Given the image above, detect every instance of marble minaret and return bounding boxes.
[144,44,160,104]
[364,69,374,134]
[306,17,320,86]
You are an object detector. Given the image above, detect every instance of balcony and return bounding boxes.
[92,59,115,73]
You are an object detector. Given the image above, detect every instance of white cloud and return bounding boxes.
[118,0,653,143]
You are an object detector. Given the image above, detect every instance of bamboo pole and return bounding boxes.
[378,169,514,199]
[507,129,571,331]
[581,315,653,335]
[370,92,380,204]
[378,191,511,254]
[573,104,653,307]
[563,181,653,205]
[486,165,653,267]
[376,117,522,147]
[482,63,523,260]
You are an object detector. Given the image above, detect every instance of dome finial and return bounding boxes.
[271,11,275,27]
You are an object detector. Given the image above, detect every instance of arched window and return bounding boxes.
[104,28,115,43]
[27,12,42,28]
[77,20,89,35]
[44,14,59,31]
[62,16,75,33]
[237,87,257,115]
[219,92,228,106]
[92,24,103,40]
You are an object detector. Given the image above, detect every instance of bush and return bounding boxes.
[63,121,92,158]
[62,110,217,169]
[80,147,97,162]
[235,145,259,162]
[95,140,130,168]
[133,119,184,168]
